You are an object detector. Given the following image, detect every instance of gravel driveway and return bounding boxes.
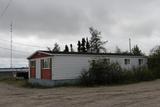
[0,80,160,107]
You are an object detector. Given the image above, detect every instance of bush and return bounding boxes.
[120,70,136,83]
[148,58,160,78]
[133,67,155,81]
[148,46,160,78]
[79,70,92,86]
[80,59,156,86]
[79,59,123,86]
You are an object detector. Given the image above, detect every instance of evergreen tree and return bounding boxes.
[132,45,142,55]
[70,44,74,52]
[86,37,90,52]
[64,45,69,52]
[77,41,81,52]
[89,27,107,53]
[81,38,86,52]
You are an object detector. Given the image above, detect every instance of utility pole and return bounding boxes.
[129,38,131,53]
[10,22,12,68]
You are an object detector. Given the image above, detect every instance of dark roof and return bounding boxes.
[40,50,145,56]
[0,67,28,69]
[0,67,29,72]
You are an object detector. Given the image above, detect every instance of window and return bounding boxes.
[104,58,110,63]
[30,61,36,68]
[41,58,51,69]
[139,59,143,65]
[124,59,130,65]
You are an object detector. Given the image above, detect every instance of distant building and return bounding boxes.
[0,67,29,79]
[27,50,147,86]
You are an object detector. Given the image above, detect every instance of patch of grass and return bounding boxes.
[0,78,53,88]
[0,77,28,87]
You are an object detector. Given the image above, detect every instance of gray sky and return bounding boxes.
[0,0,160,67]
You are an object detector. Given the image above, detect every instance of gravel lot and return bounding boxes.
[1,80,160,107]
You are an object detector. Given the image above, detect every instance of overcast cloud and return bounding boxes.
[0,0,160,67]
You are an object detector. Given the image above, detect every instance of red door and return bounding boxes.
[30,61,36,78]
[41,58,52,80]
[30,68,36,78]
[41,69,52,80]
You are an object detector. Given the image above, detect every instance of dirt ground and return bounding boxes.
[1,80,160,107]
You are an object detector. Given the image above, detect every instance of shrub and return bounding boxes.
[79,69,93,86]
[79,59,123,86]
[148,58,160,78]
[80,59,156,86]
[120,70,136,83]
[148,46,160,78]
[133,67,155,81]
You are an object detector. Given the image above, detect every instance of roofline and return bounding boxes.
[52,53,147,58]
[27,50,147,59]
[27,50,52,59]
[43,51,147,56]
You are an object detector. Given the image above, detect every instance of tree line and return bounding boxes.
[48,27,143,56]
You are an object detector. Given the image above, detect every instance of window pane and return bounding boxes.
[42,58,50,69]
[128,59,130,64]
[139,59,143,65]
[30,61,36,68]
[124,59,130,65]
[41,60,44,68]
[124,59,127,65]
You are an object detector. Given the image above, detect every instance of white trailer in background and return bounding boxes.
[28,51,147,86]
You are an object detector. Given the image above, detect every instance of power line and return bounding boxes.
[0,45,30,54]
[0,49,29,58]
[0,38,47,48]
[13,41,47,48]
[0,41,37,54]
[0,0,12,19]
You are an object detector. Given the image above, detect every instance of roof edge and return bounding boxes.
[28,50,147,57]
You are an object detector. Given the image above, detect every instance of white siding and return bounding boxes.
[36,59,41,79]
[28,60,30,78]
[52,55,147,80]
[51,57,54,80]
[52,56,90,80]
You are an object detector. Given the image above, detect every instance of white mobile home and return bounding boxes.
[27,51,147,86]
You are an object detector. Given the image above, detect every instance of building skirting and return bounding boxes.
[28,78,79,87]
